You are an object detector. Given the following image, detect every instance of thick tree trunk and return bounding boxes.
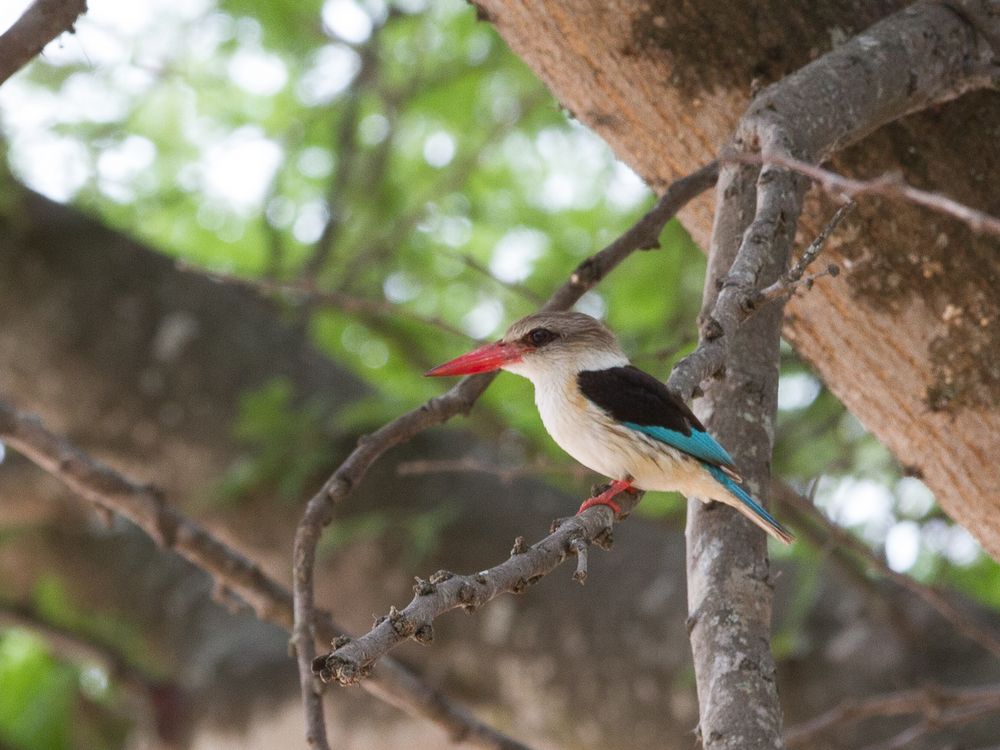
[478,0,1000,559]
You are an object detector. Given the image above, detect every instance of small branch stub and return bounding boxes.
[570,537,589,584]
[510,536,528,555]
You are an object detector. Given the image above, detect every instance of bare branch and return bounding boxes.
[665,164,812,402]
[786,682,1000,748]
[753,201,854,304]
[0,0,87,87]
[396,456,592,483]
[448,250,545,305]
[313,490,642,685]
[179,263,472,340]
[0,399,530,750]
[0,601,160,693]
[291,160,718,746]
[302,42,380,279]
[728,150,1000,238]
[775,483,1000,661]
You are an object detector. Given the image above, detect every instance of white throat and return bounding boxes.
[502,348,629,387]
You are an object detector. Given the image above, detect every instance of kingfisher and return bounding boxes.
[426,311,793,544]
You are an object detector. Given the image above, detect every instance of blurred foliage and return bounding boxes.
[30,578,160,680]
[221,377,340,505]
[317,502,460,567]
[0,629,74,750]
[0,623,131,750]
[1,0,999,744]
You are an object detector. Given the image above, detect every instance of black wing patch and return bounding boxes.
[577,366,740,473]
[577,365,703,436]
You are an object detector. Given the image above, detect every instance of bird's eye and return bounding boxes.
[526,327,557,347]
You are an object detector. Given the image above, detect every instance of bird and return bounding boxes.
[425,310,794,544]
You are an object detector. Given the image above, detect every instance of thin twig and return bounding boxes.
[727,151,1000,238]
[0,601,161,693]
[396,456,593,483]
[449,251,545,305]
[0,0,88,87]
[180,263,472,340]
[787,201,854,281]
[753,201,854,304]
[291,161,719,722]
[786,682,1000,747]
[0,399,531,750]
[301,42,380,280]
[756,264,841,304]
[775,483,1000,661]
[313,490,642,684]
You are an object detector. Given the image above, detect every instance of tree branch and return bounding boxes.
[752,201,853,305]
[179,263,473,340]
[728,151,1000,238]
[291,160,718,748]
[786,682,1000,748]
[396,456,592,483]
[0,0,87,87]
[313,489,643,685]
[775,483,1000,661]
[0,399,530,750]
[396,454,1000,664]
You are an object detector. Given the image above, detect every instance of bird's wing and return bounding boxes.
[576,365,739,474]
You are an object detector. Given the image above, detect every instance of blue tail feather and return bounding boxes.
[704,464,794,544]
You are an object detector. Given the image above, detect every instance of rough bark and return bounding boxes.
[477,0,1000,560]
[681,165,802,748]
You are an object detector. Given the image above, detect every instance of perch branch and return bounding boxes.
[0,0,87,87]
[291,160,718,747]
[313,490,643,685]
[0,399,530,750]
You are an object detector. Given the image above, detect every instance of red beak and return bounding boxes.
[425,341,526,377]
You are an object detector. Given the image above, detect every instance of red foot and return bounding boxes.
[576,479,634,518]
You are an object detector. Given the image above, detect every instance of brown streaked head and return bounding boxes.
[425,311,626,377]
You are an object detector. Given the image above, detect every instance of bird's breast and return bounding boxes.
[534,379,640,481]
[533,376,702,492]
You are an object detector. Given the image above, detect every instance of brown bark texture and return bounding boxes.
[477,0,1000,559]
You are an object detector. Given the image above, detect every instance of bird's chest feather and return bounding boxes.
[533,379,633,479]
[532,375,696,490]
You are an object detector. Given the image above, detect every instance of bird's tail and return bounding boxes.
[704,465,795,545]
